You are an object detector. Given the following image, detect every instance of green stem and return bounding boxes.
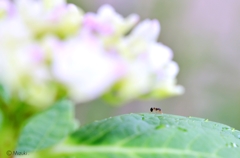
[0,101,36,158]
[0,113,22,158]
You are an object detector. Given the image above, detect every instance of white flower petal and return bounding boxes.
[52,37,125,102]
[147,43,173,71]
[132,19,160,41]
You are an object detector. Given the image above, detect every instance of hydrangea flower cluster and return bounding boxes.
[0,0,184,108]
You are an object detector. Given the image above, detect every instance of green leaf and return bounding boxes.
[43,113,240,158]
[17,100,77,152]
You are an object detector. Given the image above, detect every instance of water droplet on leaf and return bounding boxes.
[226,142,239,148]
[155,124,165,129]
[232,143,238,148]
[222,127,230,131]
[177,127,187,132]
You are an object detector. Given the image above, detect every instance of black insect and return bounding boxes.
[150,107,162,114]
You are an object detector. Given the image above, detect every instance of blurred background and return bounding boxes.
[68,0,240,130]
